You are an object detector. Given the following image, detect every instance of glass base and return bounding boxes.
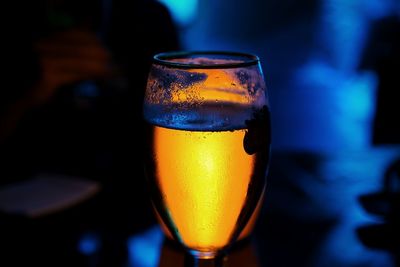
[189,250,218,259]
[185,251,226,267]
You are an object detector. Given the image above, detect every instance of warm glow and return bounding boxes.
[154,126,255,250]
[156,198,263,241]
[170,69,250,104]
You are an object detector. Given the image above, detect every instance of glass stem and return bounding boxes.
[184,253,226,267]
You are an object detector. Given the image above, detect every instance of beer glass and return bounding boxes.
[143,51,271,262]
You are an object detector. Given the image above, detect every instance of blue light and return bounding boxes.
[158,0,198,26]
[305,148,399,266]
[127,226,164,267]
[362,0,397,19]
[75,81,99,98]
[318,0,368,72]
[292,59,377,150]
[78,232,101,255]
[334,72,377,147]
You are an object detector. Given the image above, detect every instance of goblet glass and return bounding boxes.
[143,51,271,263]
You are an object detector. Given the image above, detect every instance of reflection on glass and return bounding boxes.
[143,51,270,262]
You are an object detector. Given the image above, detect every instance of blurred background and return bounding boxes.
[0,0,399,266]
[161,0,399,151]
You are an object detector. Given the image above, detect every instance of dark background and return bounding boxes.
[0,0,399,266]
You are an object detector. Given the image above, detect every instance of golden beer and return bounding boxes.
[143,51,270,259]
[144,103,270,253]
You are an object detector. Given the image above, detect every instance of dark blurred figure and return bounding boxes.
[0,0,179,266]
[357,159,400,266]
[358,9,400,266]
[360,13,400,145]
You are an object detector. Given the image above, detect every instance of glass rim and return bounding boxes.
[153,51,260,69]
